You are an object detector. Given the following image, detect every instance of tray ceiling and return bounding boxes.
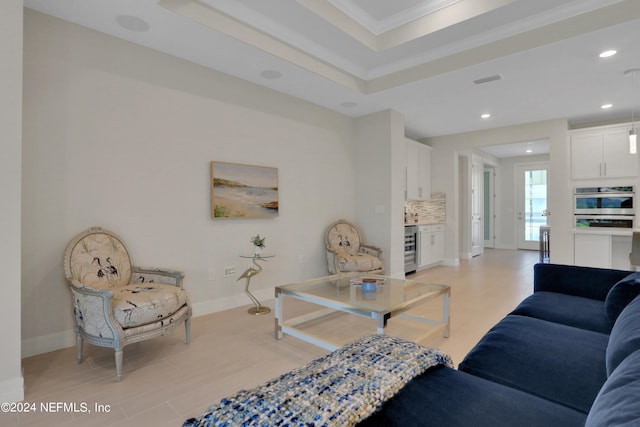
[23,0,640,143]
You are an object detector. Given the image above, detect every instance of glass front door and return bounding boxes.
[516,164,549,250]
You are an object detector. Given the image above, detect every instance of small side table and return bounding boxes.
[238,254,274,315]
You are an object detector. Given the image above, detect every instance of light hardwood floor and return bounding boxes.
[5,249,539,426]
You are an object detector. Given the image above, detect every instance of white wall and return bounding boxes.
[458,155,470,259]
[427,119,571,264]
[0,0,25,402]
[21,10,359,356]
[354,110,406,278]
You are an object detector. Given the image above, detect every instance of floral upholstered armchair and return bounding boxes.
[325,220,383,274]
[63,227,192,381]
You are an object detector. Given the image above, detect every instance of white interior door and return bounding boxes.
[516,163,549,250]
[470,155,483,257]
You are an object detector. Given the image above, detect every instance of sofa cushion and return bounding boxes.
[112,283,188,328]
[511,291,610,333]
[458,315,608,413]
[606,295,640,376]
[358,365,587,427]
[586,350,640,427]
[605,272,640,322]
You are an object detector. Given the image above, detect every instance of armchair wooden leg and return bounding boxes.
[185,318,191,344]
[115,350,123,382]
[76,335,83,363]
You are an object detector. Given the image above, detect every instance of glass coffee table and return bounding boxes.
[274,273,450,351]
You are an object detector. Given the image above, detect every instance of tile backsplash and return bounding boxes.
[405,192,446,224]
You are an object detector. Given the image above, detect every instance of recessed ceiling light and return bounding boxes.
[481,113,491,119]
[115,15,150,32]
[259,70,282,80]
[599,50,617,58]
[601,104,613,109]
[340,101,358,108]
[526,149,533,154]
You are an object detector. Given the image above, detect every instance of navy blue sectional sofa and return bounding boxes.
[359,263,640,427]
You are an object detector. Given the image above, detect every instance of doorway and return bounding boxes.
[515,163,549,250]
[484,166,495,248]
[470,154,484,257]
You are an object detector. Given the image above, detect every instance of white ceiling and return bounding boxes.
[23,0,640,147]
[481,139,550,158]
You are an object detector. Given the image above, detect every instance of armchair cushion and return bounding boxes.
[335,252,383,273]
[113,283,188,328]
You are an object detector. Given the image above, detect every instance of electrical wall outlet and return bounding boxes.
[224,266,236,277]
[208,268,215,281]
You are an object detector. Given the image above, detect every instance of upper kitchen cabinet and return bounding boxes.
[406,139,431,200]
[570,123,637,180]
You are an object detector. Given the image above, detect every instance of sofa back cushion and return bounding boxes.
[606,295,640,376]
[533,263,632,301]
[586,349,640,426]
[605,272,640,323]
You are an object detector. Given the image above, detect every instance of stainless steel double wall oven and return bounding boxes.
[574,186,635,229]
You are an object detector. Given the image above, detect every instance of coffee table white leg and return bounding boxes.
[374,313,390,334]
[274,288,283,340]
[443,288,450,338]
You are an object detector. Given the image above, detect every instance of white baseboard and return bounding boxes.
[23,288,277,357]
[22,329,75,358]
[495,243,517,250]
[388,271,406,279]
[191,287,275,317]
[0,375,24,403]
[443,258,460,266]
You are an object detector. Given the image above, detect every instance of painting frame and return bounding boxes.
[210,161,279,219]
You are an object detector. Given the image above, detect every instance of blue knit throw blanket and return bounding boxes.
[183,334,453,427]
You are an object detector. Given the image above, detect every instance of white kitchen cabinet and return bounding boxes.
[406,139,431,200]
[419,226,431,267]
[431,225,445,264]
[418,224,444,268]
[573,231,632,269]
[574,233,611,268]
[570,124,637,179]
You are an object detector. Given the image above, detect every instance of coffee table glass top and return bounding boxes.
[276,273,448,314]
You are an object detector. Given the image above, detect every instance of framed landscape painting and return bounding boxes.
[210,161,279,219]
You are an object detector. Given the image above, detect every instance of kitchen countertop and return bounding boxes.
[405,222,445,226]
